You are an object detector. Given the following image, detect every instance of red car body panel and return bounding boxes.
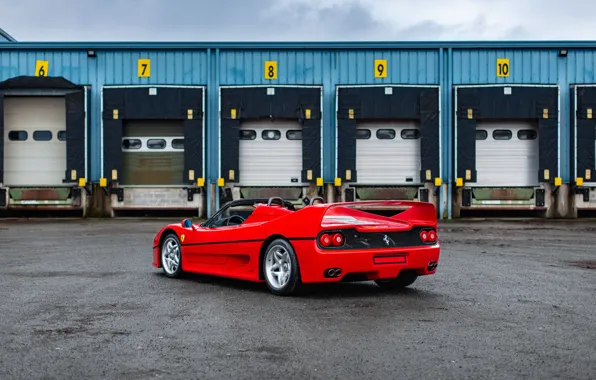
[152,200,440,284]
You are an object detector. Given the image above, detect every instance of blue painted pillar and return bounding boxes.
[438,47,445,219]
[558,55,570,183]
[205,48,212,218]
[214,49,221,214]
[447,48,454,219]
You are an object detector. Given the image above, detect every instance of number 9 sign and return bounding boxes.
[374,59,387,78]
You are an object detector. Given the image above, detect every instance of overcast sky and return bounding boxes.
[0,0,592,41]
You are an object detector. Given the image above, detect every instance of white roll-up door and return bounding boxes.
[3,97,67,186]
[475,120,539,187]
[355,121,421,185]
[238,121,303,186]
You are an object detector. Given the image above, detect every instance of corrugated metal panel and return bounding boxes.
[355,122,422,185]
[238,121,304,186]
[0,50,91,83]
[335,50,438,84]
[475,121,540,187]
[121,152,184,186]
[452,49,559,84]
[218,49,438,85]
[567,50,596,83]
[3,97,67,186]
[219,50,327,85]
[120,121,186,185]
[99,50,208,85]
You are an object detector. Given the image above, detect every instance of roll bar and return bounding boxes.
[309,196,325,205]
[267,197,284,207]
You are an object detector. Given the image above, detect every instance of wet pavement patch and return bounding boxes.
[568,260,596,270]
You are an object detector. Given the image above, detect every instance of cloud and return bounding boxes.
[0,0,594,41]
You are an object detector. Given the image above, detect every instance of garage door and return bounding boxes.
[238,120,303,186]
[3,97,67,186]
[121,120,185,186]
[475,120,539,187]
[355,121,421,185]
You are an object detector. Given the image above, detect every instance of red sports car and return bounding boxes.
[152,197,440,296]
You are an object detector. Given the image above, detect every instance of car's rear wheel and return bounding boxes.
[263,239,302,296]
[161,233,183,278]
[375,270,418,290]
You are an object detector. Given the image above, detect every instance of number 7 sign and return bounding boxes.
[138,59,151,78]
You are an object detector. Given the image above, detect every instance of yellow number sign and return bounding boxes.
[138,59,151,78]
[497,58,510,77]
[264,61,277,80]
[374,59,387,78]
[35,60,49,77]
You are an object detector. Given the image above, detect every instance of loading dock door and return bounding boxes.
[475,121,539,187]
[455,85,558,184]
[238,120,303,186]
[219,86,321,186]
[355,121,422,185]
[336,86,440,185]
[121,120,185,186]
[102,86,204,186]
[0,76,87,187]
[3,97,67,186]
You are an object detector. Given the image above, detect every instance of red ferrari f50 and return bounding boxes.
[152,197,440,296]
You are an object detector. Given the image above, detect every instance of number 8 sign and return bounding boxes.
[264,61,277,80]
[374,59,387,78]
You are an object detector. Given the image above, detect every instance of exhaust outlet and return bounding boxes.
[324,268,342,278]
[427,261,438,271]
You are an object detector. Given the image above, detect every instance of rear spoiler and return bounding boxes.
[319,200,437,226]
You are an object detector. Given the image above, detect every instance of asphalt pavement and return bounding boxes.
[0,218,594,380]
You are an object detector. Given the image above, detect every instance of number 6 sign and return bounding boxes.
[35,60,49,77]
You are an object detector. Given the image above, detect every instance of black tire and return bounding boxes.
[160,233,183,278]
[262,238,302,296]
[375,270,418,290]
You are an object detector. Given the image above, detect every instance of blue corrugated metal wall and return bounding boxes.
[215,49,439,184]
[96,50,209,185]
[3,42,596,218]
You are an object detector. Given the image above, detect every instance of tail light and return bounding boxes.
[429,230,437,242]
[319,233,331,247]
[420,229,437,243]
[331,232,344,247]
[318,232,345,248]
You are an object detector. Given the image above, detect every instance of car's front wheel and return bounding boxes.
[262,238,302,296]
[161,233,183,278]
